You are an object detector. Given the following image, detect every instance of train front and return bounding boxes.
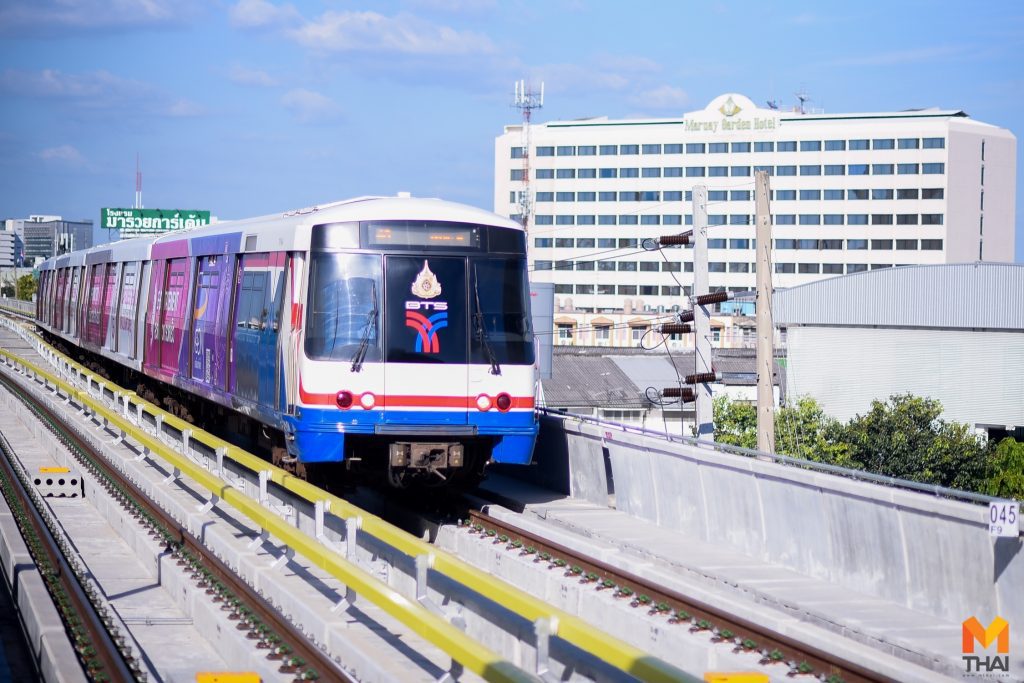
[289,206,539,487]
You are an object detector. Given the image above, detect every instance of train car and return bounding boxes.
[36,196,539,487]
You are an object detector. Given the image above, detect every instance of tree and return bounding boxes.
[713,395,756,449]
[16,274,36,301]
[834,394,989,491]
[985,438,1024,500]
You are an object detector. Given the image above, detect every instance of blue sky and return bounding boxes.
[1,0,1022,260]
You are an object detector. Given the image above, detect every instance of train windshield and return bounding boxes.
[470,257,535,366]
[305,253,382,362]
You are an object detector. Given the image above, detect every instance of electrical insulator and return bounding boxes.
[684,371,722,384]
[658,323,691,335]
[691,291,735,307]
[658,234,691,246]
[662,387,696,402]
[678,310,694,323]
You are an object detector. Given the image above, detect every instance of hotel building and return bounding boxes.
[493,94,1015,346]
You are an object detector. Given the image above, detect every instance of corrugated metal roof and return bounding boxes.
[772,263,1024,331]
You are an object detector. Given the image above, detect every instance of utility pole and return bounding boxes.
[692,185,713,441]
[754,170,775,454]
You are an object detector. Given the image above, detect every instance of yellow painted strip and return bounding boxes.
[703,674,770,683]
[195,674,260,683]
[0,332,698,682]
[39,466,71,473]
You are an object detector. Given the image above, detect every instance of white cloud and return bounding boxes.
[287,10,495,55]
[227,64,279,87]
[825,45,966,68]
[0,0,190,33]
[229,0,301,29]
[405,0,498,13]
[281,88,342,123]
[38,145,86,166]
[629,85,689,110]
[167,99,205,117]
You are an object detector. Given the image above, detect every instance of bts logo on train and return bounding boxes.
[405,260,447,354]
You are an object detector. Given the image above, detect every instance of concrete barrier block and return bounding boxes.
[606,444,658,522]
[697,463,766,558]
[566,434,607,505]
[994,536,1024,636]
[757,475,833,578]
[648,452,706,537]
[820,493,906,603]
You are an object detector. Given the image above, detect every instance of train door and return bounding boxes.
[116,262,139,358]
[159,258,190,375]
[382,256,468,425]
[101,262,119,350]
[230,252,285,407]
[191,254,233,389]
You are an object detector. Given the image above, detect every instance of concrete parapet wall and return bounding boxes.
[537,414,1024,630]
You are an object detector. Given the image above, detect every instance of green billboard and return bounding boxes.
[101,208,211,238]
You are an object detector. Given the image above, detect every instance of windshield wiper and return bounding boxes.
[350,282,378,373]
[473,266,501,376]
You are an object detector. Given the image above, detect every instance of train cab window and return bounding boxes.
[306,253,383,362]
[470,258,535,366]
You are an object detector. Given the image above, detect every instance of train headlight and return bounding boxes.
[336,391,354,409]
[475,394,492,411]
[496,393,513,412]
[359,392,376,409]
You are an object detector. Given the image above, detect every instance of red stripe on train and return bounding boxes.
[298,381,534,409]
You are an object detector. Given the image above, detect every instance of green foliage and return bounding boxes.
[16,274,36,301]
[985,438,1024,500]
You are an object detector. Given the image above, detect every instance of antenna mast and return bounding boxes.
[512,79,544,232]
[134,153,143,209]
[794,89,810,115]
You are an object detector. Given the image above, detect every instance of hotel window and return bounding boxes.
[775,239,795,249]
[535,215,553,225]
[800,140,821,151]
[662,285,681,295]
[778,141,797,152]
[731,142,751,152]
[709,214,727,225]
[898,138,920,150]
[665,143,683,154]
[824,165,845,175]
[534,238,552,247]
[730,239,750,249]
[729,262,750,273]
[872,138,895,150]
[847,239,868,249]
[731,166,751,176]
[824,189,844,200]
[534,260,552,270]
[821,239,842,249]
[872,164,894,175]
[556,169,576,179]
[599,168,618,178]
[775,263,795,273]
[797,239,819,249]
[686,167,706,177]
[731,190,751,200]
[686,143,705,154]
[685,215,693,225]
[595,327,610,341]
[619,215,638,225]
[620,167,639,178]
[754,164,774,175]
[848,215,868,225]
[618,285,637,295]
[554,238,574,247]
[823,263,844,274]
[597,284,615,294]
[849,139,869,150]
[709,142,728,153]
[922,163,945,174]
[577,215,596,225]
[640,215,661,225]
[598,216,616,226]
[662,262,681,272]
[639,261,659,272]
[663,215,682,225]
[577,191,596,201]
[921,239,943,250]
[871,239,893,249]
[599,145,618,155]
[754,141,774,152]
[618,261,637,271]
[824,214,844,225]
[511,146,524,158]
[897,188,919,199]
[664,191,683,200]
[577,238,595,248]
[848,189,869,199]
[556,216,574,226]
[536,192,553,202]
[578,168,597,178]
[896,214,918,225]
[620,144,639,155]
[554,284,572,294]
[847,264,868,273]
[798,263,821,274]
[921,214,944,225]
[730,215,750,225]
[642,167,661,178]
[848,164,869,175]
[708,262,727,272]
[871,264,892,270]
[639,191,660,201]
[556,192,574,201]
[922,137,945,149]
[775,190,796,200]
[825,140,846,151]
[799,189,821,200]
[707,166,726,177]
[619,191,640,201]
[800,165,822,176]
[642,144,662,154]
[776,165,796,176]
[598,237,616,246]
[896,239,918,250]
[898,163,919,175]
[536,146,555,156]
[664,167,683,177]
[599,191,616,201]
[619,238,638,247]
[511,169,525,180]
[871,214,893,225]
[598,261,616,271]
[536,169,554,179]
[578,145,596,155]
[574,263,593,274]
[872,189,893,200]
[557,146,575,156]
[775,215,796,225]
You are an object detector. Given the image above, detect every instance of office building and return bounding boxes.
[5,216,93,264]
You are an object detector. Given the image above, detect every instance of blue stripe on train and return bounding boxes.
[283,408,538,465]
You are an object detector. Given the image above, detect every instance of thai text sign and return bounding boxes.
[102,208,211,238]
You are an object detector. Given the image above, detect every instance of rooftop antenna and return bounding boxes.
[766,98,779,110]
[512,79,544,233]
[134,153,143,209]
[794,89,811,115]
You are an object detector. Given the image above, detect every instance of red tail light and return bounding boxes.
[496,393,512,412]
[336,391,354,409]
